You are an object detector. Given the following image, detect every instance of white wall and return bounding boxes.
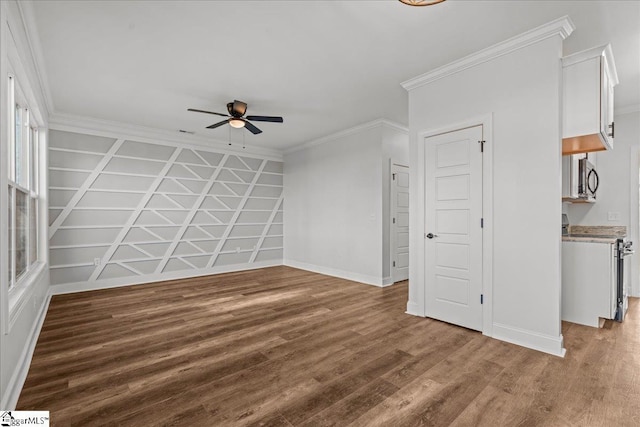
[565,111,640,296]
[284,121,408,286]
[0,0,51,409]
[406,36,565,355]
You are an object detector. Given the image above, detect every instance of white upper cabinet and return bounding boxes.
[562,44,618,155]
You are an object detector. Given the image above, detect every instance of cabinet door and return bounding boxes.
[563,58,601,139]
[600,56,615,147]
[608,77,615,144]
[562,242,615,327]
[562,46,617,154]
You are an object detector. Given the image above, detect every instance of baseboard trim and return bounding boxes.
[492,322,566,357]
[283,259,384,287]
[50,260,283,295]
[382,276,394,287]
[405,301,423,317]
[1,291,52,409]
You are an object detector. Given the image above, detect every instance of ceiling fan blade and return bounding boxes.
[246,115,284,123]
[206,119,229,129]
[244,121,263,135]
[188,108,229,117]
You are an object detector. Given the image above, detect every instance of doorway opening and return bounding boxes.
[391,162,409,283]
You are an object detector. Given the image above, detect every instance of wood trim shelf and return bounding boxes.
[562,134,608,155]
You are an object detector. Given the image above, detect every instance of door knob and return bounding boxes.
[426,233,438,239]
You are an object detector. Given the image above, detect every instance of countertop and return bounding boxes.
[562,225,626,244]
[562,235,619,244]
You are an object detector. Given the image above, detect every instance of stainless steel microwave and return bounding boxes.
[578,157,599,199]
[562,154,599,201]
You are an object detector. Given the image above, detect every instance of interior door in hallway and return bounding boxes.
[424,125,483,331]
[391,163,409,282]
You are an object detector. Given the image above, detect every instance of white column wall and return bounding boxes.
[407,37,565,355]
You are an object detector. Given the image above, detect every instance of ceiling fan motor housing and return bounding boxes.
[227,100,247,117]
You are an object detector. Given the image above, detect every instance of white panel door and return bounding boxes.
[391,163,409,282]
[425,125,483,331]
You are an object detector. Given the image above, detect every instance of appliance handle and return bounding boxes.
[588,168,599,195]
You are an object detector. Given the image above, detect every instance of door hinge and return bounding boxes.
[478,140,485,153]
[393,261,396,267]
[392,173,396,180]
[481,294,484,304]
[480,218,484,228]
[393,217,396,224]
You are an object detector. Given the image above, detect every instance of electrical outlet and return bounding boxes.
[608,212,621,221]
[94,258,101,266]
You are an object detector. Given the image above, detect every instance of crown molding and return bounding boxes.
[283,119,408,155]
[562,43,618,86]
[616,104,640,116]
[380,119,409,135]
[15,0,54,115]
[401,15,575,91]
[48,112,284,160]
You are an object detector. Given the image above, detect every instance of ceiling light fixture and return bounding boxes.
[399,0,446,6]
[229,118,245,129]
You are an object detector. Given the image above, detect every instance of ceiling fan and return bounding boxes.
[188,100,283,135]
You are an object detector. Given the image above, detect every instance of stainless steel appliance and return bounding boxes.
[562,154,599,202]
[615,239,634,321]
[578,157,599,199]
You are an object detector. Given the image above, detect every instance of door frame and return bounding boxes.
[390,159,409,283]
[630,144,639,298]
[415,114,494,337]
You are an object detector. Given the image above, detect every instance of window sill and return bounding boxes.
[7,261,47,333]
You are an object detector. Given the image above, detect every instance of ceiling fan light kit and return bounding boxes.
[229,118,245,129]
[399,0,446,6]
[188,99,283,135]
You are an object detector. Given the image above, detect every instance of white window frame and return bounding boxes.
[8,74,41,288]
[4,54,46,332]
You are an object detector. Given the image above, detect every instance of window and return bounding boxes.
[7,75,40,291]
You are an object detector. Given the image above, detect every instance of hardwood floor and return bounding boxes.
[17,266,640,426]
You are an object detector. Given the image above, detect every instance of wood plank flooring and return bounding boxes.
[17,266,640,426]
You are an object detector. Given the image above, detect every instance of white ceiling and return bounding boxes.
[30,1,640,151]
